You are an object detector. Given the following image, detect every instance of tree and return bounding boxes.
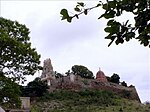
[106,76,111,82]
[54,71,64,78]
[121,81,127,87]
[65,70,71,76]
[0,72,21,109]
[60,1,150,47]
[71,65,94,79]
[20,77,48,97]
[0,17,41,83]
[110,73,120,84]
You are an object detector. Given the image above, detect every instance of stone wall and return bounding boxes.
[48,76,141,102]
[20,97,30,109]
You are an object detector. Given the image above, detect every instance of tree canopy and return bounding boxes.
[0,72,21,108]
[20,77,48,97]
[71,65,94,79]
[60,0,150,47]
[110,73,120,84]
[121,81,127,87]
[0,17,41,83]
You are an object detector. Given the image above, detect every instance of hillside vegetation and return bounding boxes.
[31,90,150,112]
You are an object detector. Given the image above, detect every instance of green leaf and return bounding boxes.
[103,10,116,19]
[103,4,108,10]
[124,32,135,41]
[107,19,114,26]
[104,27,112,32]
[60,9,69,17]
[84,9,88,15]
[115,38,124,45]
[67,17,73,23]
[115,39,120,45]
[77,2,84,7]
[96,3,101,7]
[75,14,79,19]
[74,7,81,12]
[60,9,69,20]
[108,1,116,9]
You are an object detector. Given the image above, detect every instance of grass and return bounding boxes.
[31,90,150,112]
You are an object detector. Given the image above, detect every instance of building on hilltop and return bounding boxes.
[40,58,141,102]
[96,68,108,82]
[41,58,55,86]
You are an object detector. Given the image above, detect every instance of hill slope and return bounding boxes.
[31,90,150,112]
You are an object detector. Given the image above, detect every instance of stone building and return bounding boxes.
[41,58,55,86]
[40,58,141,102]
[96,68,108,82]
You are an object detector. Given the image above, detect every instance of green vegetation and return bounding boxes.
[20,77,48,97]
[71,65,94,79]
[0,17,41,82]
[110,73,120,84]
[106,73,121,84]
[31,90,150,112]
[0,17,41,108]
[60,1,150,47]
[0,72,21,109]
[121,81,127,87]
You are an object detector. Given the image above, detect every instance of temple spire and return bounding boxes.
[99,67,101,71]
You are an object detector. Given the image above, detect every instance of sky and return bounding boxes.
[1,1,150,103]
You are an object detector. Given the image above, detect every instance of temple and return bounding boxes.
[96,68,108,82]
[40,58,141,102]
[41,58,55,86]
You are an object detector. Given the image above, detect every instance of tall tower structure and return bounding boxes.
[96,68,108,82]
[41,58,55,86]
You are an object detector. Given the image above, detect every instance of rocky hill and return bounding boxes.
[30,90,150,112]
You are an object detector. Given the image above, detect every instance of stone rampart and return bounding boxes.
[48,77,141,102]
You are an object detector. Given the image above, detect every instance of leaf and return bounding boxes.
[60,9,69,20]
[60,9,69,17]
[115,39,120,45]
[67,17,73,23]
[96,3,101,7]
[84,9,88,15]
[74,7,81,12]
[103,3,108,10]
[75,14,79,19]
[138,27,144,33]
[108,1,116,8]
[77,2,84,7]
[104,27,112,32]
[115,38,124,45]
[107,19,114,26]
[104,10,116,19]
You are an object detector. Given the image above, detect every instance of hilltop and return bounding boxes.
[40,58,141,102]
[25,58,148,111]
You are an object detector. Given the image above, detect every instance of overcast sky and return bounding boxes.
[1,1,150,103]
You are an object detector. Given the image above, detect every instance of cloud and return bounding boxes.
[1,1,150,102]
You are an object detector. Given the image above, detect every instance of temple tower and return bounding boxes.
[41,58,55,86]
[96,68,108,82]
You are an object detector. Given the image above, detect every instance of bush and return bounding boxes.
[121,90,131,98]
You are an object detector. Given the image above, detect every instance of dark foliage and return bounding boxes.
[121,81,127,87]
[20,77,48,97]
[71,65,94,79]
[60,0,150,47]
[110,73,120,84]
[0,17,42,83]
[0,72,21,108]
